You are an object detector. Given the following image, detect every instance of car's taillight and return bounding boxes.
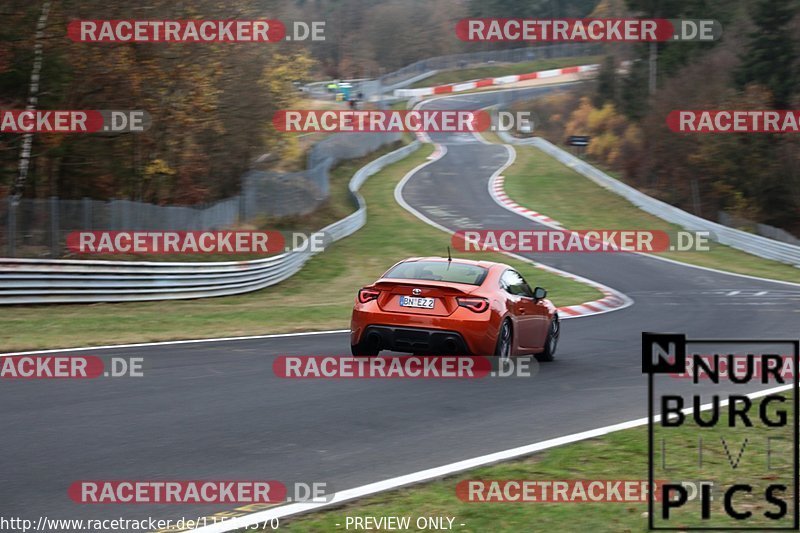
[358,288,380,304]
[457,297,489,313]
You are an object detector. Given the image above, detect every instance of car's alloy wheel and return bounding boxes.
[495,319,512,360]
[536,315,559,362]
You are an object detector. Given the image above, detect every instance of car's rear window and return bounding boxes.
[384,261,488,286]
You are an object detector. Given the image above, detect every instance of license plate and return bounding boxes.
[399,296,435,309]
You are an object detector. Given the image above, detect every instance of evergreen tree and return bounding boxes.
[735,0,798,108]
[619,59,649,120]
[593,55,617,107]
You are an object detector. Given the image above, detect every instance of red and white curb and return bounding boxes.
[417,134,444,159]
[492,175,563,227]
[394,138,632,320]
[550,268,630,317]
[484,149,631,318]
[428,144,444,159]
[518,256,631,318]
[395,64,599,98]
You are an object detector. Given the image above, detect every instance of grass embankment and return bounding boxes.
[501,146,800,283]
[2,144,600,352]
[409,56,602,88]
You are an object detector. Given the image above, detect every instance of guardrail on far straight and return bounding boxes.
[498,131,800,268]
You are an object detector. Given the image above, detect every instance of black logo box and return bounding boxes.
[642,333,800,531]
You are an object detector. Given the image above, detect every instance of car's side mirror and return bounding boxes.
[533,287,547,300]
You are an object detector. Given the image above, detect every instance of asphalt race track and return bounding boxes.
[2,86,799,527]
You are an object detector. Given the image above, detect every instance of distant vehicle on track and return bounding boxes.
[350,257,560,361]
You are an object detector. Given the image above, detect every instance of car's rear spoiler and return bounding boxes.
[372,278,479,294]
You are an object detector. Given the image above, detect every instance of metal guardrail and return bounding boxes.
[0,142,421,305]
[498,131,800,268]
[302,44,601,101]
[378,44,601,88]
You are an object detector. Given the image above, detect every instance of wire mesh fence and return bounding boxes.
[3,196,243,258]
[3,130,403,258]
[718,212,800,247]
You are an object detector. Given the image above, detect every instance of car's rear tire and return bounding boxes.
[351,333,380,357]
[494,319,512,360]
[351,343,378,356]
[536,315,559,362]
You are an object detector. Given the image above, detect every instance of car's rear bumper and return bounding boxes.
[350,305,497,355]
[361,325,470,354]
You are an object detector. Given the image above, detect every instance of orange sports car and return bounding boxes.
[350,257,560,360]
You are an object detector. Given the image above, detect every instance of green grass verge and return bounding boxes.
[502,147,800,283]
[409,56,602,88]
[1,144,600,352]
[251,143,403,233]
[255,392,796,532]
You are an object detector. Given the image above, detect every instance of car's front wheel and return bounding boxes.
[536,315,559,362]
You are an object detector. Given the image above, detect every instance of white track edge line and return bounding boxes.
[1,329,351,357]
[191,383,794,532]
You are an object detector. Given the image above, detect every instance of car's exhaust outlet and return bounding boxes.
[443,338,458,354]
[367,332,382,350]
